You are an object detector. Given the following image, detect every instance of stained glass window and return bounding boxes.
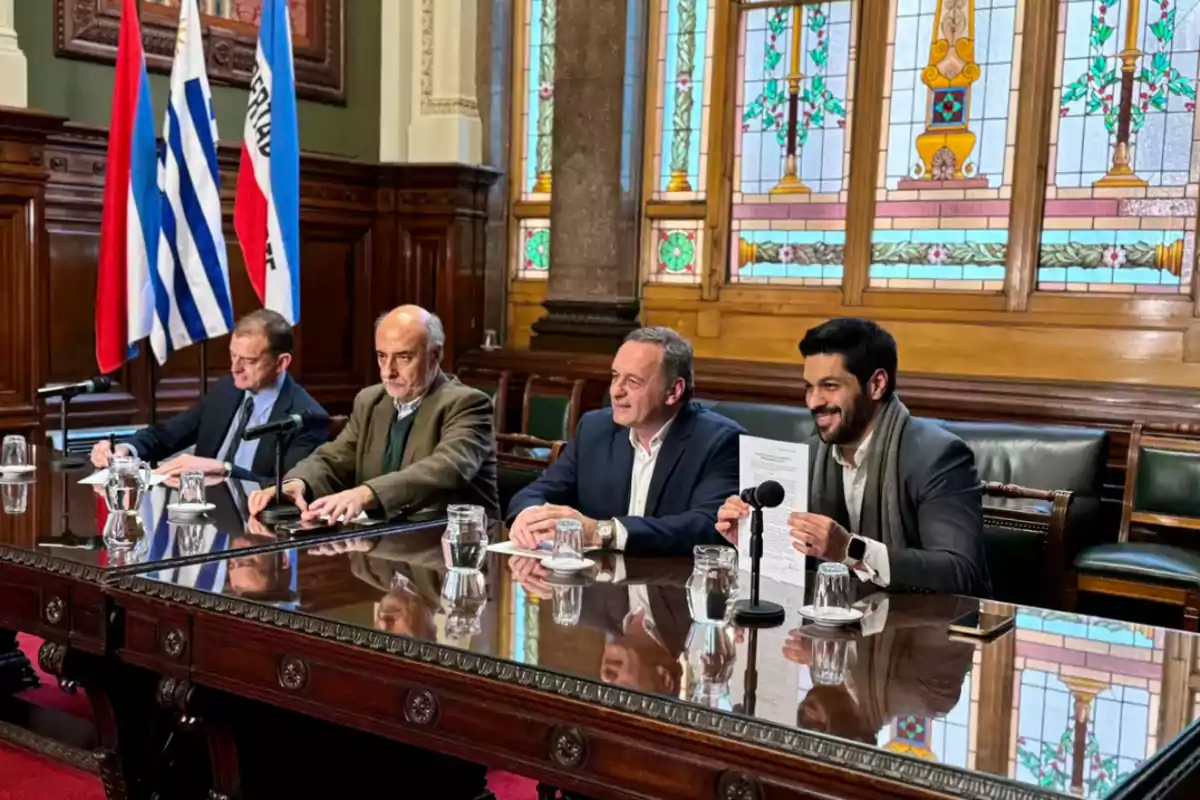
[653,0,717,199]
[515,218,551,280]
[521,0,556,201]
[730,1,857,284]
[1038,0,1200,293]
[868,0,1021,290]
[647,219,705,283]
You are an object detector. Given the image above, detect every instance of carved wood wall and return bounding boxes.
[0,114,498,436]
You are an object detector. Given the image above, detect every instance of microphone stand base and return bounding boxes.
[733,599,785,628]
[259,503,302,525]
[51,454,88,472]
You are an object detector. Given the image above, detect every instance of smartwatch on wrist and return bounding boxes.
[847,534,867,563]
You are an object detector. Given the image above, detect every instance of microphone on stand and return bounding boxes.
[38,376,114,471]
[733,479,787,627]
[254,412,329,526]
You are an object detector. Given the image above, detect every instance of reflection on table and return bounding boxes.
[116,523,1200,800]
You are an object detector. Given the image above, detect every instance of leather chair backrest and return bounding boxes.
[1135,447,1200,518]
[699,400,817,443]
[936,420,1108,497]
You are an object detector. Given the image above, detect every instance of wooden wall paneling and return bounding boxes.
[0,110,66,435]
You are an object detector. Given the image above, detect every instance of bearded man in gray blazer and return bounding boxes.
[717,318,991,596]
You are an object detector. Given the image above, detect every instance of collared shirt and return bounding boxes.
[394,395,424,421]
[830,429,892,588]
[612,417,676,551]
[218,371,288,471]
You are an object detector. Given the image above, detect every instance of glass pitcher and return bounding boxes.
[686,545,739,624]
[684,622,737,709]
[441,504,488,572]
[104,455,152,515]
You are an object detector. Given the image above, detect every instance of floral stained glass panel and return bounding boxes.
[516,219,551,280]
[730,1,857,284]
[1038,0,1200,293]
[869,0,1022,290]
[654,0,717,199]
[648,220,705,283]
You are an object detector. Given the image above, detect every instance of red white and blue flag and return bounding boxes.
[95,0,158,374]
[235,0,301,324]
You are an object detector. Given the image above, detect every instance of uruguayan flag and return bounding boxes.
[150,0,234,363]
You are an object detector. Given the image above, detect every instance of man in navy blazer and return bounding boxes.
[90,310,327,486]
[507,327,744,557]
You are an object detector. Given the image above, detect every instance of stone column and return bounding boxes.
[530,0,648,353]
[0,0,27,108]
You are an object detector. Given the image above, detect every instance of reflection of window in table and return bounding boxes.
[512,583,540,665]
[879,647,980,768]
[1007,609,1163,798]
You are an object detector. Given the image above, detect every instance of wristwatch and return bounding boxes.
[847,534,867,563]
[222,461,233,478]
[597,519,616,550]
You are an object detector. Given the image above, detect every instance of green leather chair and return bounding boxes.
[458,367,510,432]
[1072,424,1200,631]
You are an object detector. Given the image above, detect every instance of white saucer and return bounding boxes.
[0,464,35,475]
[798,605,864,628]
[541,556,595,574]
[167,501,216,515]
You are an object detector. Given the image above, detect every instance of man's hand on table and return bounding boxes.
[509,504,598,550]
[249,480,308,516]
[153,454,229,477]
[90,440,133,468]
[302,485,376,524]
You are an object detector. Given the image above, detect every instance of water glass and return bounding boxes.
[810,636,850,686]
[813,562,851,617]
[552,583,583,627]
[2,435,27,468]
[441,504,488,571]
[481,329,500,351]
[686,545,739,624]
[2,482,28,515]
[179,470,206,506]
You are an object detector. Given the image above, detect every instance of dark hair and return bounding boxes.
[798,317,897,399]
[234,309,294,356]
[623,326,695,404]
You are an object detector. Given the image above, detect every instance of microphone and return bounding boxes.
[37,376,113,399]
[243,410,330,441]
[740,480,785,510]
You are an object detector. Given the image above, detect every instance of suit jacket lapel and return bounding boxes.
[199,381,240,460]
[611,426,634,514]
[251,374,295,478]
[643,410,694,517]
[363,393,398,481]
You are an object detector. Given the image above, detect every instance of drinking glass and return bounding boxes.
[441,504,488,571]
[551,519,584,564]
[2,435,28,468]
[810,636,850,686]
[2,482,28,515]
[179,470,206,506]
[552,583,583,627]
[481,329,500,351]
[686,545,738,624]
[812,562,851,618]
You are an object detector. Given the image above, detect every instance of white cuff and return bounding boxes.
[844,537,891,588]
[612,518,629,552]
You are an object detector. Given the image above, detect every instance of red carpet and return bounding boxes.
[6,636,540,799]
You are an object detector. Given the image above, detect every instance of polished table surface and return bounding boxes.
[107,523,1200,800]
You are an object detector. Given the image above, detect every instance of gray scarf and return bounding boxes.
[810,394,909,549]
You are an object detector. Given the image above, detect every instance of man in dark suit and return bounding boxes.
[717,318,990,595]
[89,309,327,485]
[508,326,744,556]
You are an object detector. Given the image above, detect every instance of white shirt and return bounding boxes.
[830,430,892,588]
[394,395,424,421]
[611,417,676,551]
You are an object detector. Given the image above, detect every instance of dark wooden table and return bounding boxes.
[101,524,1200,800]
[0,449,443,798]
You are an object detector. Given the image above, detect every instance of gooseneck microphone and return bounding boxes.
[243,410,330,442]
[39,377,113,471]
[733,479,788,627]
[37,376,113,399]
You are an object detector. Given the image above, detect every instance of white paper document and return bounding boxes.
[737,435,809,587]
[79,469,168,487]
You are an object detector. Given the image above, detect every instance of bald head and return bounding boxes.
[375,305,444,402]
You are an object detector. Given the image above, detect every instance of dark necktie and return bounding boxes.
[226,395,255,463]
